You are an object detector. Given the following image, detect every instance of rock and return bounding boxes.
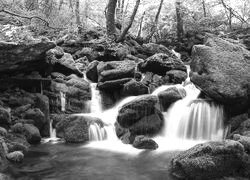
[4,133,29,153]
[56,115,103,143]
[228,114,249,133]
[171,140,245,180]
[74,47,99,62]
[121,80,149,97]
[132,135,158,150]
[190,34,250,116]
[12,123,41,144]
[86,60,99,82]
[116,95,164,137]
[139,53,186,76]
[0,40,56,75]
[141,43,177,57]
[14,104,32,115]
[117,95,158,128]
[98,78,132,90]
[232,119,250,137]
[0,127,7,137]
[233,134,250,152]
[97,60,136,82]
[166,70,187,84]
[157,86,186,111]
[0,138,7,171]
[0,107,10,125]
[46,49,83,77]
[6,151,24,163]
[0,173,12,180]
[23,108,45,130]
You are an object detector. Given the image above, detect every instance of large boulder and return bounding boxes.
[97,60,136,82]
[0,40,56,75]
[171,140,245,180]
[166,70,187,84]
[121,79,149,97]
[86,60,99,82]
[190,34,250,116]
[139,53,186,76]
[12,123,41,144]
[6,151,24,163]
[116,95,164,137]
[157,86,186,111]
[98,78,132,90]
[46,48,83,77]
[22,108,45,130]
[56,115,103,143]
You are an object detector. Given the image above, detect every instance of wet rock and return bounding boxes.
[56,115,103,143]
[0,173,12,180]
[232,119,250,137]
[86,60,99,82]
[0,127,7,137]
[116,95,164,137]
[12,123,41,144]
[46,48,83,77]
[166,70,187,84]
[98,78,132,90]
[190,34,250,116]
[4,133,29,153]
[228,114,249,133]
[121,79,149,97]
[132,135,158,150]
[6,151,24,163]
[0,40,56,76]
[171,140,245,180]
[233,134,250,152]
[23,108,45,130]
[157,86,186,111]
[0,107,10,125]
[139,53,186,76]
[97,60,136,82]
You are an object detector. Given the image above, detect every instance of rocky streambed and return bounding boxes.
[0,25,250,180]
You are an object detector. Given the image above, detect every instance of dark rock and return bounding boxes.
[56,115,103,143]
[14,104,32,116]
[0,108,10,125]
[190,34,250,116]
[12,123,41,144]
[97,60,136,82]
[121,80,149,97]
[232,119,250,137]
[139,53,186,76]
[46,49,83,77]
[132,135,158,150]
[86,60,99,82]
[0,127,7,137]
[0,40,56,75]
[22,108,45,130]
[98,78,132,90]
[228,114,249,133]
[233,134,250,152]
[117,95,158,128]
[166,70,187,84]
[6,151,24,163]
[158,86,186,111]
[74,47,99,62]
[4,133,29,153]
[141,43,177,57]
[0,138,8,171]
[171,140,245,180]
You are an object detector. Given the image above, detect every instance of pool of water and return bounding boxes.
[7,142,180,180]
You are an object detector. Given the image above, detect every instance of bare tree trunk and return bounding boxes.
[202,0,206,17]
[137,11,145,39]
[106,0,118,37]
[59,0,63,10]
[229,8,232,30]
[75,0,80,27]
[176,0,184,41]
[117,0,141,42]
[145,0,164,42]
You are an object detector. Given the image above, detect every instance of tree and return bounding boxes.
[106,0,118,37]
[176,0,184,41]
[145,0,164,42]
[25,0,39,11]
[75,0,80,27]
[117,0,141,42]
[137,11,145,39]
[202,0,207,17]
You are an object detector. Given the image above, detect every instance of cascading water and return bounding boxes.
[60,91,66,112]
[80,66,225,150]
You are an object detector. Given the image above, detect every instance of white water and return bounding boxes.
[60,91,66,112]
[42,119,60,144]
[80,68,225,151]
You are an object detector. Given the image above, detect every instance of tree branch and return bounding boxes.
[0,8,65,30]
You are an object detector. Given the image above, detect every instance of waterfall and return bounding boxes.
[60,91,66,112]
[90,83,102,113]
[88,123,106,141]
